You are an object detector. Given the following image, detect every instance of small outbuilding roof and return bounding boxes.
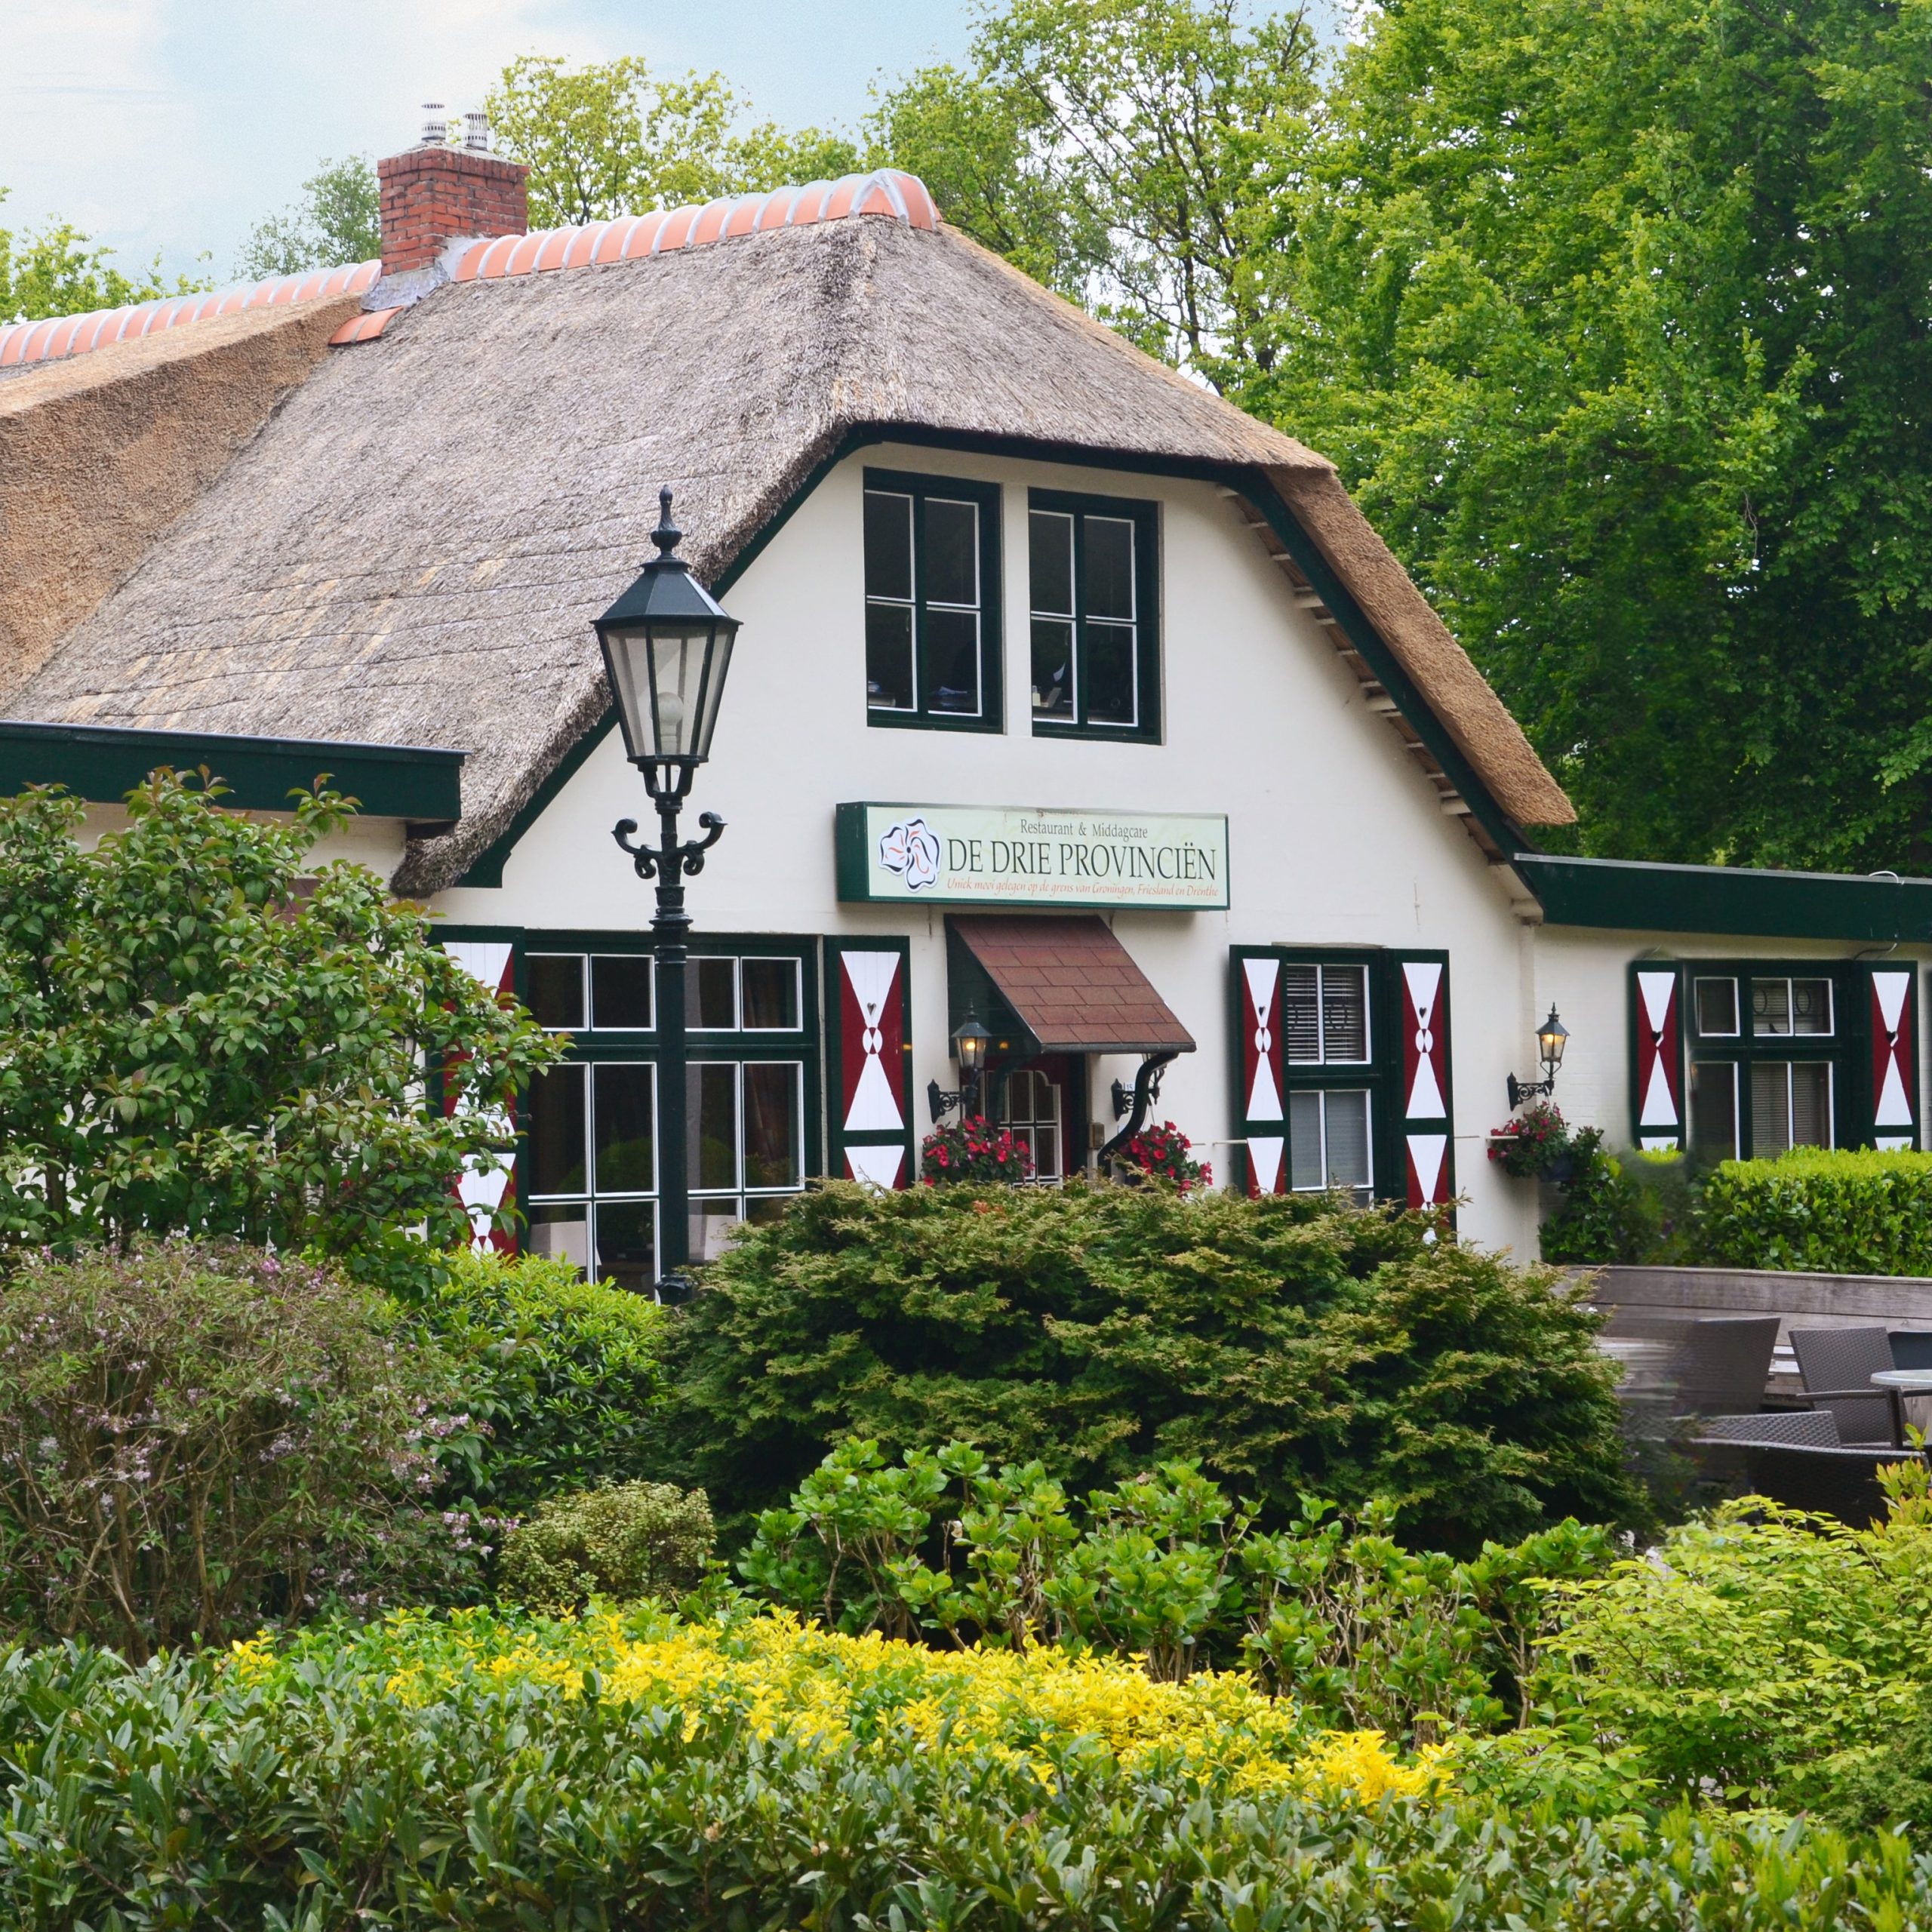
[0,171,1572,892]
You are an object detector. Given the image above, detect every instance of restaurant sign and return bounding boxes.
[835,801,1229,910]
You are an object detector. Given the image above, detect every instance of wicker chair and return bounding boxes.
[1694,1409,1841,1446]
[1676,1315,1780,1417]
[1689,1409,1916,1525]
[1890,1331,1932,1372]
[1789,1326,1902,1446]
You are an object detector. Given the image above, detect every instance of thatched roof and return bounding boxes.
[5,192,1571,892]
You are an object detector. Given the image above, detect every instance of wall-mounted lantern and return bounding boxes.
[1506,1005,1570,1109]
[928,1008,993,1123]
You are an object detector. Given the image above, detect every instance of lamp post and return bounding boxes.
[1506,1004,1571,1110]
[594,488,740,1300]
[927,1010,994,1124]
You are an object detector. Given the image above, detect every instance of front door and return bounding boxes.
[997,1055,1078,1180]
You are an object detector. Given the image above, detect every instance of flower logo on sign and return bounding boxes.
[877,817,941,892]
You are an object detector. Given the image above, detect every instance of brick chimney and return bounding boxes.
[377,110,528,277]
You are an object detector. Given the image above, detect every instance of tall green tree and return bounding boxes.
[1249,0,1932,869]
[868,0,1322,376]
[0,774,560,1255]
[236,156,380,278]
[485,55,859,228]
[0,188,208,321]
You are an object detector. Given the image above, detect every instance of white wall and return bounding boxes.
[436,441,1567,1255]
[1531,924,1932,1154]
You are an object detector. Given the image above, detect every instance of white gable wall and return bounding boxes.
[436,442,1558,1253]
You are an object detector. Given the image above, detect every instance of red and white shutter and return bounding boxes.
[1869,967,1919,1150]
[827,939,912,1189]
[1631,965,1684,1151]
[1238,955,1286,1195]
[1394,955,1452,1212]
[442,940,518,1251]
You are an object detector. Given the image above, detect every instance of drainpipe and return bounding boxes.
[1099,1051,1181,1171]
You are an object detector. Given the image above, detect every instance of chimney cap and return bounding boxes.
[463,110,491,153]
[420,101,448,145]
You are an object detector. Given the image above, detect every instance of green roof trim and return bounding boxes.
[0,719,464,823]
[1515,852,1932,943]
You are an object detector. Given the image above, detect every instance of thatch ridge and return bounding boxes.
[8,214,1571,888]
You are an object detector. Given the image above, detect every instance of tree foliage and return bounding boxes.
[867,0,1321,374]
[0,187,208,322]
[485,56,858,228]
[235,155,380,278]
[0,774,559,1256]
[1247,0,1932,870]
[661,1182,1640,1553]
[864,0,1932,872]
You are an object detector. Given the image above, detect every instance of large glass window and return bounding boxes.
[1683,964,1840,1161]
[525,1060,656,1294]
[863,470,1001,731]
[513,940,817,1292]
[1029,490,1161,741]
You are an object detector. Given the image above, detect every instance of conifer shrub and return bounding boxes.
[661,1182,1641,1552]
[499,1481,714,1611]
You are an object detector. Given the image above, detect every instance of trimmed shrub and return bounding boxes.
[0,1608,1924,1927]
[662,1181,1641,1552]
[1699,1148,1932,1275]
[0,1243,475,1656]
[394,1244,669,1515]
[499,1481,714,1611]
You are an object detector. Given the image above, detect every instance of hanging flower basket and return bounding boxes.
[1487,1100,1571,1180]
[921,1118,1035,1186]
[1118,1119,1211,1193]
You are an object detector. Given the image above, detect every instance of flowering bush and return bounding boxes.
[1119,1118,1211,1191]
[919,1115,1035,1185]
[0,1241,482,1656]
[1487,1098,1571,1177]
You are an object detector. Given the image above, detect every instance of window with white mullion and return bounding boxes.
[864,472,1000,730]
[1029,489,1160,741]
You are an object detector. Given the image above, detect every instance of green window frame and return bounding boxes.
[513,933,821,1294]
[1230,946,1430,1206]
[1682,961,1844,1162]
[1028,488,1161,743]
[863,469,1003,733]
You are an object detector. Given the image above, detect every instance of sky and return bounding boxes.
[0,0,980,283]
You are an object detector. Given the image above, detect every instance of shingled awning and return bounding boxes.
[947,915,1195,1056]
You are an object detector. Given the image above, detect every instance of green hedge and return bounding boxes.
[0,1611,1921,1930]
[1699,1149,1932,1275]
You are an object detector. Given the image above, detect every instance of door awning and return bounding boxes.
[947,915,1195,1056]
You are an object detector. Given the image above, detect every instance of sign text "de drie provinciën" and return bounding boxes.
[835,802,1230,911]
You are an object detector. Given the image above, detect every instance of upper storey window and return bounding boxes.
[863,470,1002,732]
[1029,489,1161,743]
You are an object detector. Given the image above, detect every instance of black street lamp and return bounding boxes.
[595,488,740,1300]
[1506,1004,1571,1110]
[928,1009,994,1124]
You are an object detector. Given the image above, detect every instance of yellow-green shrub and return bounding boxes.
[498,1481,713,1611]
